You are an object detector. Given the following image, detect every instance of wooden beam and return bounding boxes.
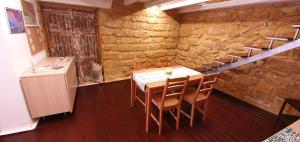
[179,0,297,13]
[37,0,113,9]
[124,0,138,6]
[124,0,152,6]
[144,0,174,8]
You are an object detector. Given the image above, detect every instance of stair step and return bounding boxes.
[266,36,292,41]
[245,46,269,50]
[229,54,248,59]
[293,24,300,28]
[202,64,214,68]
[194,67,208,73]
[215,58,232,64]
[202,63,219,69]
[214,60,226,65]
[229,51,252,58]
[228,54,242,59]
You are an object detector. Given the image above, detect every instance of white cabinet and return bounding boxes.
[20,57,77,118]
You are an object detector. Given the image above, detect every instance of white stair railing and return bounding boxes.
[198,24,300,73]
[208,39,300,73]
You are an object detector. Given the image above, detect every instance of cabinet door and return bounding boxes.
[21,75,69,118]
[65,60,78,112]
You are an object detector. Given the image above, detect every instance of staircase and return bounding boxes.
[197,24,300,74]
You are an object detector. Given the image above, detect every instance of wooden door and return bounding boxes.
[41,6,100,85]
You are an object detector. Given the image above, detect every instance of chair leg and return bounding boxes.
[176,107,180,130]
[202,101,208,121]
[190,104,195,127]
[130,77,132,107]
[144,93,147,113]
[131,78,136,107]
[159,109,164,135]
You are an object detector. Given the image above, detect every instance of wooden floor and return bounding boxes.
[0,80,297,142]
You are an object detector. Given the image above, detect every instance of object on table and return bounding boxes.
[165,68,173,75]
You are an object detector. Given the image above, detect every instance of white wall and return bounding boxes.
[0,0,46,135]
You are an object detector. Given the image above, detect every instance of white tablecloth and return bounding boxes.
[133,67,201,91]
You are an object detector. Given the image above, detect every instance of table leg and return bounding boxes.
[131,75,135,107]
[144,89,147,113]
[146,87,151,132]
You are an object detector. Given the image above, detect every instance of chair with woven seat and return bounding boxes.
[180,73,219,127]
[149,76,189,135]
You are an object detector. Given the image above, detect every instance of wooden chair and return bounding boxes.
[131,59,168,110]
[152,58,168,68]
[133,60,150,70]
[131,60,149,111]
[180,73,219,127]
[150,76,189,135]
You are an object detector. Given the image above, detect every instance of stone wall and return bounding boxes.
[175,3,300,114]
[98,1,179,82]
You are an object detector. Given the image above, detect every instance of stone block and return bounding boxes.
[102,52,119,60]
[120,37,135,44]
[265,58,300,75]
[101,26,114,35]
[124,21,140,30]
[165,37,177,43]
[104,19,123,28]
[148,43,161,50]
[119,52,136,59]
[188,37,201,46]
[146,51,167,58]
[140,23,154,30]
[132,16,147,22]
[134,30,149,38]
[101,44,114,51]
[146,17,159,24]
[150,37,164,43]
[133,44,148,52]
[162,43,176,49]
[123,29,136,37]
[102,35,118,44]
[254,80,275,95]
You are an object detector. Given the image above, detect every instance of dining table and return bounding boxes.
[131,65,204,132]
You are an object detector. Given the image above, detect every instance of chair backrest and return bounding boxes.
[153,58,168,68]
[133,60,149,70]
[193,73,219,102]
[160,76,190,108]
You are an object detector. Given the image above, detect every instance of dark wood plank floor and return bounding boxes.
[0,80,297,142]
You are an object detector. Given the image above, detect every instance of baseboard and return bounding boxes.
[78,81,100,87]
[213,87,279,115]
[104,77,130,83]
[0,119,39,136]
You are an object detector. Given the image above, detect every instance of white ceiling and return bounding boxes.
[38,0,300,13]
